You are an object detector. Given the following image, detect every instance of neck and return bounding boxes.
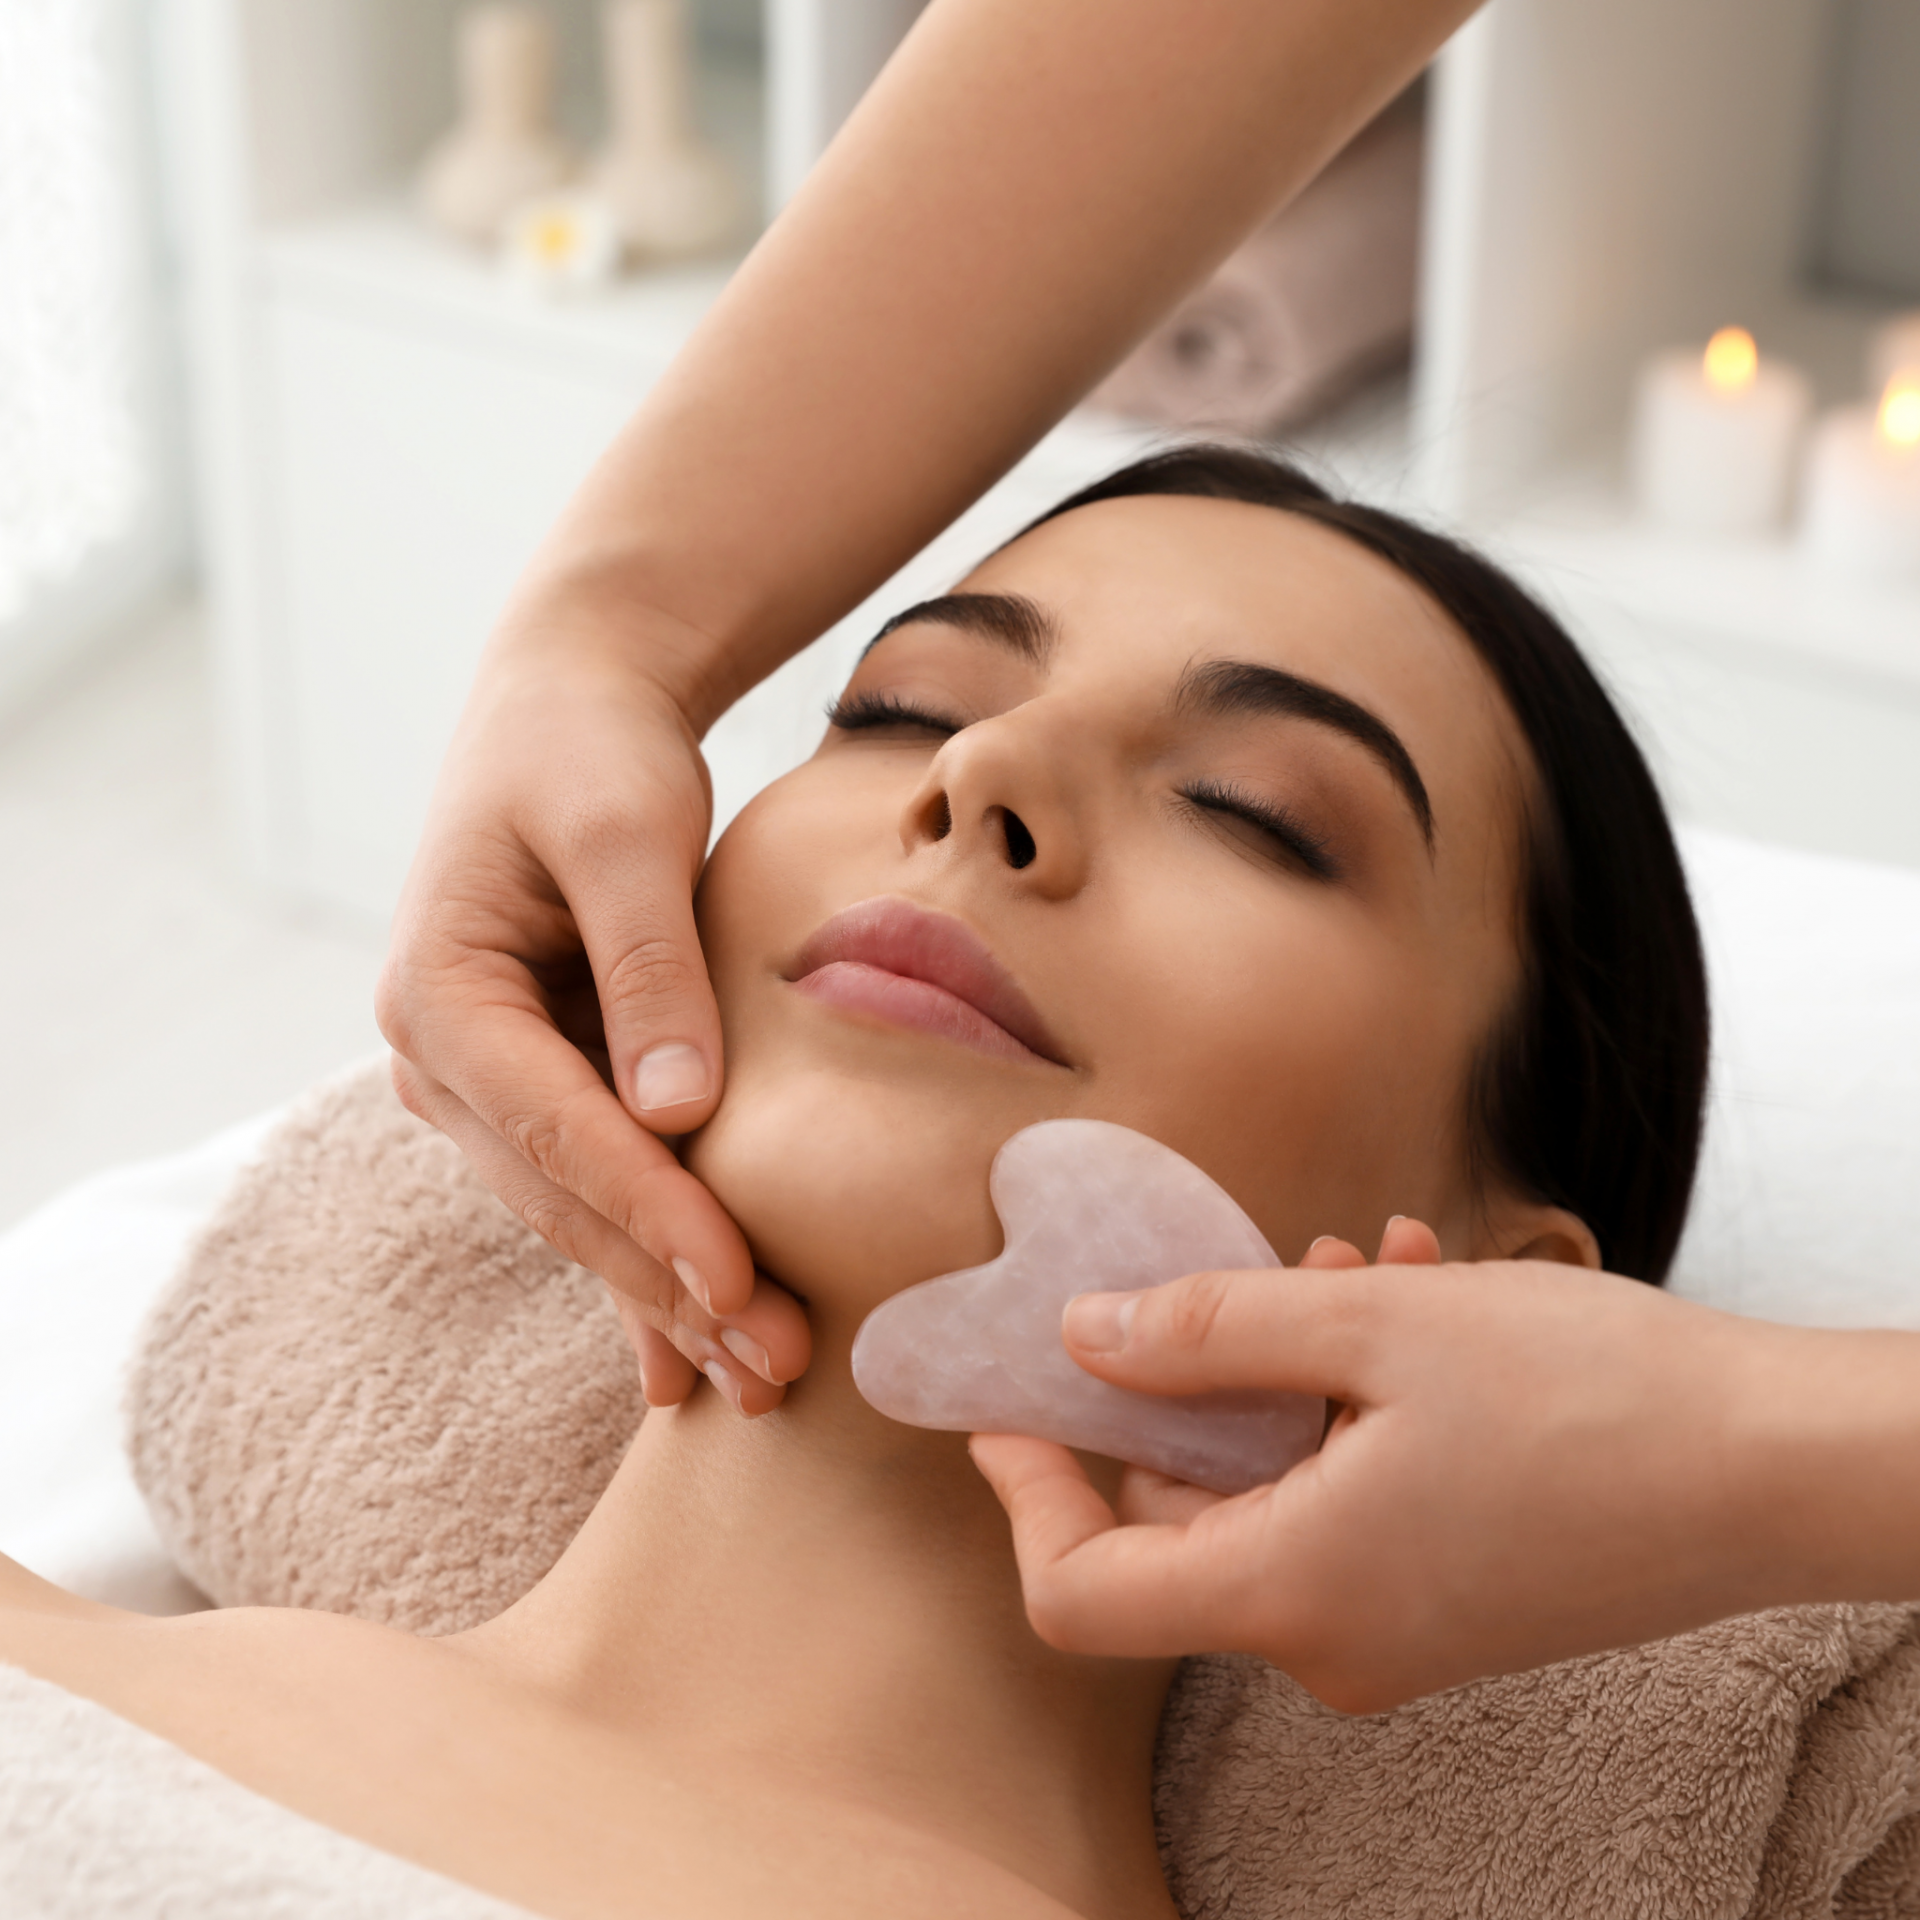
[461,1321,1176,1918]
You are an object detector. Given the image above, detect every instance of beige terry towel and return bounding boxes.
[126,1061,1920,1919]
[1159,1609,1920,1919]
[1089,101,1423,437]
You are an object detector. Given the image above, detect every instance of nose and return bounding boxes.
[898,708,1090,899]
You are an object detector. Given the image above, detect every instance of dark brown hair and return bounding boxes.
[1024,446,1709,1283]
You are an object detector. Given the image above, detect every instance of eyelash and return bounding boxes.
[825,692,963,737]
[1181,778,1341,881]
[828,695,1338,881]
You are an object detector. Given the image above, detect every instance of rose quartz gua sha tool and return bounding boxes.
[851,1120,1324,1495]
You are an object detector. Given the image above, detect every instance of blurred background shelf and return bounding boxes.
[261,205,740,379]
[0,0,1913,1222]
[159,0,1920,929]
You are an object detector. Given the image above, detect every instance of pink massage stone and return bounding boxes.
[851,1120,1324,1494]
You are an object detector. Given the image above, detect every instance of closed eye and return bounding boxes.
[1181,778,1340,881]
[826,691,965,739]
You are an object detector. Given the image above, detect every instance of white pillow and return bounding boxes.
[0,831,1914,1609]
[0,1111,281,1611]
[1671,829,1920,1326]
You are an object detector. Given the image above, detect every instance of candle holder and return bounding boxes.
[1801,375,1920,582]
[416,5,577,246]
[1868,312,1920,398]
[588,0,743,262]
[1630,328,1810,537]
[503,192,624,297]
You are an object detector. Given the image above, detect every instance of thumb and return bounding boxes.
[578,860,728,1138]
[1062,1265,1385,1401]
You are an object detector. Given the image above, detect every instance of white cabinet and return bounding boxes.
[165,0,1920,926]
[1414,0,1920,875]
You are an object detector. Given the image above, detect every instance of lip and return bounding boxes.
[786,897,1068,1068]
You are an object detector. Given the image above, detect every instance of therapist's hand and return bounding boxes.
[377,626,811,1414]
[367,0,1483,1416]
[971,1225,1881,1713]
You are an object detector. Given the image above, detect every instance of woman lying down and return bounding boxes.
[0,448,1707,1920]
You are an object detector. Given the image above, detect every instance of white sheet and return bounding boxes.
[0,1664,531,1916]
[1668,830,1920,1325]
[0,1111,281,1612]
[1,829,1916,1609]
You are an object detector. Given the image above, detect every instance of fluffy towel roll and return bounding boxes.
[125,1061,644,1627]
[126,1061,1920,1917]
[1089,103,1423,437]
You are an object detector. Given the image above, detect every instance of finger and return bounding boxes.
[1062,1266,1386,1401]
[969,1435,1116,1563]
[1377,1215,1442,1264]
[637,1328,696,1406]
[1299,1234,1366,1270]
[711,1274,813,1388]
[970,1435,1241,1659]
[538,794,728,1140]
[1114,1465,1227,1528]
[610,1295,697,1407]
[696,1349,787,1418]
[387,983,758,1318]
[398,1061,809,1394]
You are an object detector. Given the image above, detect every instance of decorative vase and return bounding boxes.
[417,5,576,246]
[589,0,741,261]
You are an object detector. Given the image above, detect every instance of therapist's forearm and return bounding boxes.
[508,0,1477,728]
[1750,1324,1920,1606]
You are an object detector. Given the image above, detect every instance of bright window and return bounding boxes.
[0,0,150,625]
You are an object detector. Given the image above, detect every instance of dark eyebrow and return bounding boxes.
[1177,658,1435,850]
[863,591,1059,667]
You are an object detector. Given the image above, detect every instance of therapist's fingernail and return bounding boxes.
[636,1043,710,1113]
[1064,1291,1139,1353]
[721,1327,776,1384]
[703,1360,744,1411]
[671,1256,715,1315]
[1309,1235,1337,1251]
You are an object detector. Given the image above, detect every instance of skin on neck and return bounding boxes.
[459,1318,1178,1920]
[456,492,1599,1918]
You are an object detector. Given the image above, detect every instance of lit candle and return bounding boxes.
[1631,327,1811,536]
[1868,311,1920,396]
[1800,372,1920,581]
[502,190,622,295]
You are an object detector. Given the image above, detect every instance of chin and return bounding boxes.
[683,1058,1012,1328]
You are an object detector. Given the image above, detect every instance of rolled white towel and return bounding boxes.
[1090,103,1423,437]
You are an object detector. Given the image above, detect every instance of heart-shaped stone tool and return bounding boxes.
[851,1119,1324,1495]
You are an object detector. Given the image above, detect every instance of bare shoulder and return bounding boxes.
[0,1588,410,1714]
[0,1549,129,1628]
[0,1601,1124,1920]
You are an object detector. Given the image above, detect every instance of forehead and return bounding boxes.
[952,494,1529,837]
[963,496,1464,693]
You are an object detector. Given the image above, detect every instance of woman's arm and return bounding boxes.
[379,0,1481,1405]
[973,1246,1920,1712]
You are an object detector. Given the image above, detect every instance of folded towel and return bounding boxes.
[126,1061,1920,1917]
[125,1059,643,1630]
[1089,102,1423,437]
[0,1664,530,1917]
[1159,1608,1920,1919]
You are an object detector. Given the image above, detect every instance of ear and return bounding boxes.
[1473,1197,1603,1271]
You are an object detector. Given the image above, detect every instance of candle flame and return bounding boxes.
[1879,371,1920,450]
[533,212,576,263]
[1703,327,1758,393]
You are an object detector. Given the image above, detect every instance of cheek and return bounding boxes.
[683,1058,1008,1326]
[688,762,1027,1321]
[1072,880,1484,1258]
[694,769,856,991]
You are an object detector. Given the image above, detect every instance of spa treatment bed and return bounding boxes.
[3,825,1918,1917]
